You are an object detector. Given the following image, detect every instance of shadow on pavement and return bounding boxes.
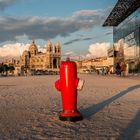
[117,109,140,140]
[80,84,140,118]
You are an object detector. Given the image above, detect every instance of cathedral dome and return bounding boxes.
[29,40,38,55]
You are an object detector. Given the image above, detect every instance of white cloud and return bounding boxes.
[87,42,111,58]
[64,51,74,56]
[39,47,46,53]
[73,10,101,18]
[0,43,30,58]
[0,42,46,58]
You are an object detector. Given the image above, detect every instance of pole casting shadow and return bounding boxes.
[80,84,140,118]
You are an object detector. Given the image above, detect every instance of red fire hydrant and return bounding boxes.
[55,59,84,121]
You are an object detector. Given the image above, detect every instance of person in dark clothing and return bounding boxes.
[116,63,121,76]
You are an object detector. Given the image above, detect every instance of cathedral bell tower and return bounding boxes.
[46,40,53,68]
[55,42,61,54]
[54,42,61,69]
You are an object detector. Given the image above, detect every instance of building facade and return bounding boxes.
[103,0,140,73]
[114,8,140,73]
[77,57,114,73]
[16,40,61,75]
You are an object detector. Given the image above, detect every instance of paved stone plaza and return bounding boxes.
[0,74,140,140]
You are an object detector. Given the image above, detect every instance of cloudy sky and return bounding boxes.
[0,0,117,59]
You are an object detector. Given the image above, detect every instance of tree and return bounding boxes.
[9,65,15,72]
[8,65,15,75]
[3,64,9,76]
[0,64,15,76]
[0,63,4,75]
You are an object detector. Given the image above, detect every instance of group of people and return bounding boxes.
[96,67,111,76]
[115,62,127,77]
[95,62,127,77]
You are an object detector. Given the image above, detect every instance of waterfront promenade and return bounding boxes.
[0,74,140,140]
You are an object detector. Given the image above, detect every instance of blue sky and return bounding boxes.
[0,0,117,58]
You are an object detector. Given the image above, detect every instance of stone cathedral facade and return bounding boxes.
[17,40,61,75]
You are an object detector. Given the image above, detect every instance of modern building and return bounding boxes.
[15,40,61,75]
[103,0,140,73]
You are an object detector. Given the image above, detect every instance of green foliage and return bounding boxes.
[3,64,9,72]
[0,64,4,73]
[0,63,15,76]
[8,65,15,72]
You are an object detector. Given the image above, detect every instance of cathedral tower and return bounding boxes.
[46,40,52,53]
[54,42,61,69]
[55,42,61,54]
[46,40,53,68]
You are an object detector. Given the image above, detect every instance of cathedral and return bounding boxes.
[16,40,61,75]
